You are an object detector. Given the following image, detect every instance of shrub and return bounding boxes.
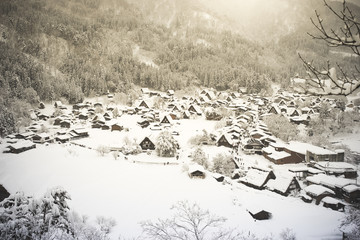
[97,145,110,156]
[191,147,209,169]
[212,153,235,176]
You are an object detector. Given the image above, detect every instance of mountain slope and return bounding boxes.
[0,0,359,135]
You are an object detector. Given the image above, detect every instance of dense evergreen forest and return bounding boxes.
[0,0,359,135]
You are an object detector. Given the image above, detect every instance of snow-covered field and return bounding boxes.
[0,142,345,239]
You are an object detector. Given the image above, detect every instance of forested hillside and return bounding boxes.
[0,0,359,135]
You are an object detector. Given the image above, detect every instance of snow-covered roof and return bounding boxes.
[8,140,35,150]
[342,184,360,193]
[239,169,273,188]
[287,141,336,155]
[188,164,205,174]
[268,151,291,161]
[306,174,355,189]
[304,184,335,197]
[314,161,356,172]
[266,176,297,194]
[288,166,324,174]
[321,196,343,205]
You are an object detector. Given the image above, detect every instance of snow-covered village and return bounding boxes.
[1,85,360,239]
[1,0,360,239]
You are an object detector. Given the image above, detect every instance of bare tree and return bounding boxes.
[298,0,360,95]
[140,201,243,240]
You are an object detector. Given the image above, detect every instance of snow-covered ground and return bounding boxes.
[0,143,345,239]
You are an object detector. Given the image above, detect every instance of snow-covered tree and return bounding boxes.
[341,206,360,240]
[0,188,116,240]
[0,187,74,240]
[192,147,209,169]
[212,153,235,176]
[156,130,179,157]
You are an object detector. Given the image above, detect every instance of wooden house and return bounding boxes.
[141,88,150,94]
[205,91,216,100]
[92,114,106,125]
[320,197,345,211]
[139,136,156,151]
[39,102,45,109]
[103,111,113,121]
[278,99,287,107]
[4,140,36,154]
[78,111,88,120]
[60,120,71,128]
[139,100,150,108]
[183,110,191,119]
[241,138,264,154]
[15,132,34,140]
[239,168,276,190]
[290,115,310,125]
[304,184,335,205]
[266,176,301,196]
[188,165,206,178]
[54,101,63,108]
[288,108,301,117]
[70,129,89,139]
[55,134,70,143]
[53,117,63,125]
[188,105,202,115]
[167,90,175,96]
[111,123,123,132]
[268,105,281,115]
[160,115,174,125]
[94,102,103,109]
[286,141,344,163]
[38,113,50,121]
[0,185,10,202]
[32,133,53,144]
[217,134,233,148]
[306,173,356,198]
[342,185,360,203]
[138,120,150,128]
[212,173,225,182]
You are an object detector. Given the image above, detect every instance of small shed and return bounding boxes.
[188,165,206,179]
[247,209,272,221]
